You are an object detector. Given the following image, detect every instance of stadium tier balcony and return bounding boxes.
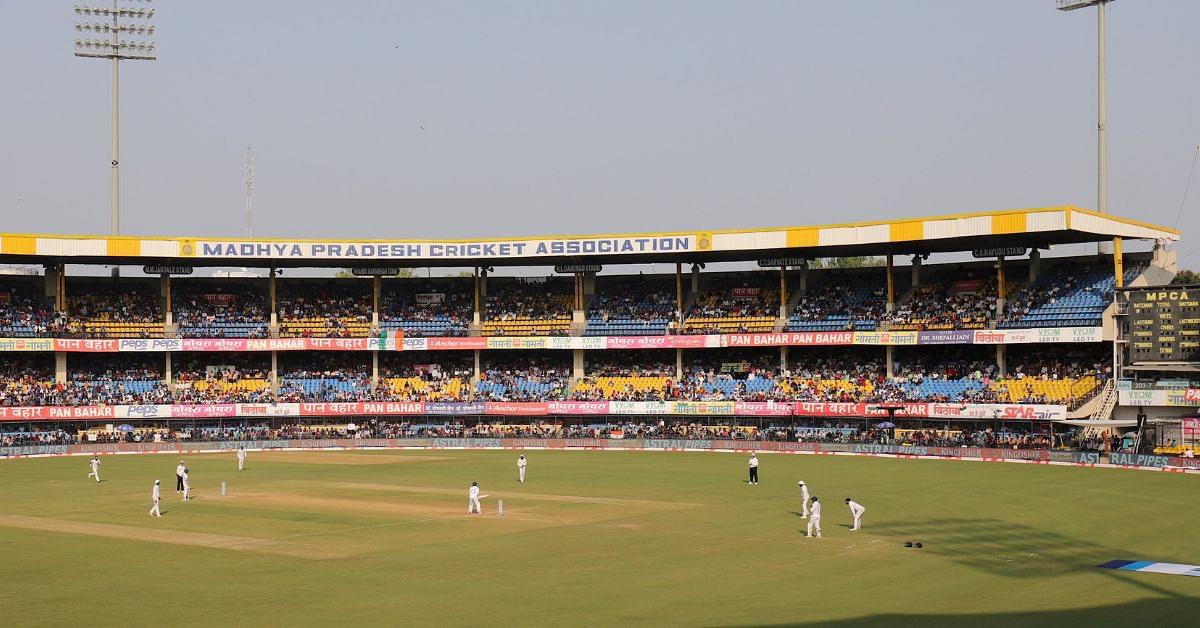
[378,352,473,402]
[62,354,170,405]
[478,352,569,401]
[573,350,676,400]
[379,281,473,338]
[277,352,372,401]
[172,282,268,339]
[682,275,779,334]
[173,354,273,403]
[1000,263,1145,328]
[585,277,677,336]
[67,281,163,338]
[788,273,889,332]
[482,279,572,337]
[0,281,66,338]
[279,282,372,338]
[887,271,998,331]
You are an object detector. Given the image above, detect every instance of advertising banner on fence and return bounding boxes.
[0,326,1103,354]
[926,403,1067,421]
[852,331,919,346]
[1119,389,1200,407]
[0,400,1070,422]
[973,327,1101,345]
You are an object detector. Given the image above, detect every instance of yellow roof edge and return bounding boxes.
[0,205,1178,245]
[1065,207,1182,237]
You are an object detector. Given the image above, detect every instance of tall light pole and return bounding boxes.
[244,146,255,239]
[1058,0,1114,255]
[74,1,156,249]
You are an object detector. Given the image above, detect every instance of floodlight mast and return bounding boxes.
[1057,0,1113,229]
[244,146,255,239]
[73,1,156,274]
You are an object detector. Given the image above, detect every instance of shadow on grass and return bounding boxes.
[722,595,1200,627]
[867,517,1126,579]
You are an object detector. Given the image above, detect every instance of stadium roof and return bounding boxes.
[0,205,1179,268]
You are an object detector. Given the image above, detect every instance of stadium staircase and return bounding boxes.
[1081,379,1118,421]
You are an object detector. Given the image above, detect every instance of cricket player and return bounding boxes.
[87,456,101,483]
[806,497,822,538]
[797,480,810,518]
[175,461,186,492]
[748,453,759,485]
[517,455,527,483]
[182,468,191,501]
[237,446,247,471]
[845,498,866,531]
[149,480,162,517]
[468,481,482,514]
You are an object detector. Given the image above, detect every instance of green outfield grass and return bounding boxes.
[0,449,1197,627]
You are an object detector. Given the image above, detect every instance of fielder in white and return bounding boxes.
[87,456,101,482]
[182,469,191,501]
[806,497,822,538]
[467,481,484,514]
[797,480,809,518]
[845,498,866,531]
[517,455,527,483]
[149,480,162,517]
[237,446,247,471]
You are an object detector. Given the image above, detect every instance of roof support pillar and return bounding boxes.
[1113,237,1124,288]
[779,266,788,318]
[886,254,895,314]
[996,256,1006,320]
[372,275,381,327]
[473,267,482,325]
[675,262,683,325]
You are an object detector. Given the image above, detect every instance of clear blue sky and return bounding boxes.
[2,1,1198,267]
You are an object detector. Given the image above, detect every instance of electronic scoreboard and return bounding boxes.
[1123,286,1200,363]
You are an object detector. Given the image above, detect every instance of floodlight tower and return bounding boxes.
[74,1,156,243]
[244,146,255,239]
[1057,0,1114,222]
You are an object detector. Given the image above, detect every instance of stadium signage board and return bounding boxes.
[143,265,193,275]
[195,236,697,260]
[553,264,603,274]
[0,401,1069,422]
[350,267,401,277]
[756,258,806,268]
[1124,287,1200,363]
[971,247,1027,259]
[0,327,1105,353]
[7,438,1197,471]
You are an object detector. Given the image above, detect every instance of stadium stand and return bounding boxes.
[573,350,676,400]
[63,353,170,405]
[279,281,372,338]
[67,280,163,338]
[585,276,677,336]
[173,354,273,403]
[277,352,372,401]
[379,352,474,402]
[682,273,779,334]
[788,271,889,332]
[482,279,572,336]
[379,279,473,338]
[0,279,65,338]
[172,281,268,338]
[888,270,999,331]
[1000,263,1145,328]
[478,351,570,401]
